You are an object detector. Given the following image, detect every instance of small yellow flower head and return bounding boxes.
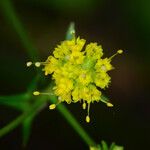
[32,35,123,122]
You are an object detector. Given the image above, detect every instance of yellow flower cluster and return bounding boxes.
[30,36,123,123]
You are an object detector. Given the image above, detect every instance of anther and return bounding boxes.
[107,102,114,107]
[86,115,90,123]
[109,49,124,60]
[49,104,56,110]
[26,61,32,67]
[33,91,40,96]
[85,103,91,123]
[82,102,86,110]
[35,62,41,67]
[117,49,123,54]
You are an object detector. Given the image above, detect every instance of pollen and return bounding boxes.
[32,34,123,123]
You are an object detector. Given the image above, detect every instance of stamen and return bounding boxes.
[109,49,124,60]
[106,102,114,107]
[26,61,32,67]
[86,103,90,123]
[86,115,90,123]
[49,98,62,110]
[33,91,54,96]
[40,92,53,95]
[100,97,114,107]
[33,91,40,96]
[34,62,50,67]
[82,102,86,110]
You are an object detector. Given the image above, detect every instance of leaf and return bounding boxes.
[90,145,102,150]
[0,95,47,138]
[109,142,116,150]
[109,142,124,150]
[22,113,34,146]
[111,145,124,150]
[0,113,26,138]
[22,95,48,146]
[101,141,109,150]
[0,93,30,111]
[100,95,109,104]
[65,22,75,40]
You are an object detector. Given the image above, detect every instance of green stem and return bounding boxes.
[0,95,46,137]
[0,91,96,147]
[0,0,39,61]
[49,95,96,147]
[0,113,26,138]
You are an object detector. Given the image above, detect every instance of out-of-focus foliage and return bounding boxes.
[90,141,123,150]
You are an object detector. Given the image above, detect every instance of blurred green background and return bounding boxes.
[0,0,150,149]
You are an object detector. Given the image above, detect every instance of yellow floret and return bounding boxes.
[78,70,92,86]
[85,43,103,59]
[70,51,85,64]
[95,58,113,72]
[95,73,111,89]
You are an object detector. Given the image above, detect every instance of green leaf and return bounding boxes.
[109,143,124,150]
[0,113,27,138]
[65,22,75,40]
[111,145,124,150]
[100,95,109,104]
[109,142,116,150]
[101,141,109,150]
[0,93,30,111]
[90,145,102,150]
[0,95,47,138]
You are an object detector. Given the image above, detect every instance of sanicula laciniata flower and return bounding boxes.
[27,33,123,123]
